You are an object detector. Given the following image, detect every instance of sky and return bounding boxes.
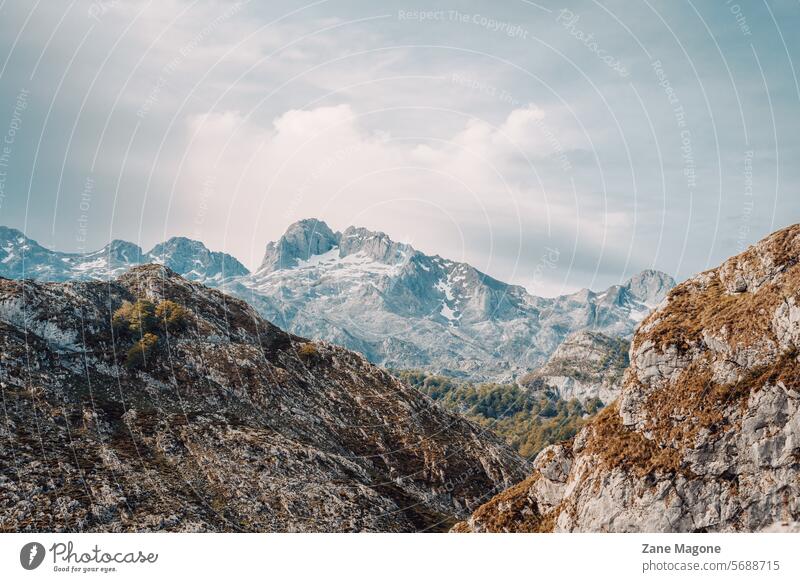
[0,0,798,296]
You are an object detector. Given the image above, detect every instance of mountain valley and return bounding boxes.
[454,224,800,532]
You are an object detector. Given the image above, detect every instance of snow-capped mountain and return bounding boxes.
[0,226,248,284]
[232,219,675,380]
[0,220,675,380]
[147,236,250,285]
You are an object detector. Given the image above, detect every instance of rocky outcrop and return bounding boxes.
[0,265,526,532]
[520,331,628,405]
[454,224,800,532]
[258,218,339,271]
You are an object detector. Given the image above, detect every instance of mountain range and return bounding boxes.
[1,222,797,532]
[0,221,675,381]
[0,225,249,285]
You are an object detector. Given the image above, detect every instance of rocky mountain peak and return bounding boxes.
[0,226,43,254]
[148,236,250,282]
[257,219,416,273]
[94,239,144,264]
[454,223,800,532]
[0,224,27,242]
[623,269,675,306]
[147,236,204,260]
[259,218,340,272]
[0,227,63,279]
[339,225,414,264]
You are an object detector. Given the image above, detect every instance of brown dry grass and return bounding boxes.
[584,403,682,477]
[642,224,800,353]
[633,344,799,464]
[644,275,779,352]
[461,472,549,532]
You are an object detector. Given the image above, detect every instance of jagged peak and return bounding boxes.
[624,268,675,286]
[339,225,414,264]
[270,218,339,251]
[340,224,412,247]
[623,269,675,305]
[285,217,335,235]
[259,217,426,272]
[259,218,340,272]
[341,224,386,239]
[0,226,47,252]
[0,225,28,240]
[148,235,209,253]
[90,239,144,259]
[107,238,142,250]
[148,236,250,278]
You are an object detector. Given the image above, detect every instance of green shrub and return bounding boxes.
[113,297,192,370]
[297,342,319,360]
[113,299,156,335]
[395,369,605,458]
[126,332,159,369]
[155,299,189,333]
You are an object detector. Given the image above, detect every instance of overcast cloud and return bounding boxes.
[0,0,798,295]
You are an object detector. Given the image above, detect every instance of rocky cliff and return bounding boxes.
[0,265,526,532]
[454,224,800,532]
[520,331,629,405]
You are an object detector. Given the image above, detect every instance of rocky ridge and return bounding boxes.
[0,265,526,532]
[520,331,629,405]
[0,226,248,285]
[454,224,800,532]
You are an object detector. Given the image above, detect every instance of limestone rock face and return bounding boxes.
[0,265,526,532]
[521,331,628,405]
[258,218,339,271]
[454,224,800,533]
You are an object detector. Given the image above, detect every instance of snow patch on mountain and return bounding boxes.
[0,227,248,284]
[233,219,676,380]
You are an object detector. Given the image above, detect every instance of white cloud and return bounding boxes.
[173,101,634,288]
